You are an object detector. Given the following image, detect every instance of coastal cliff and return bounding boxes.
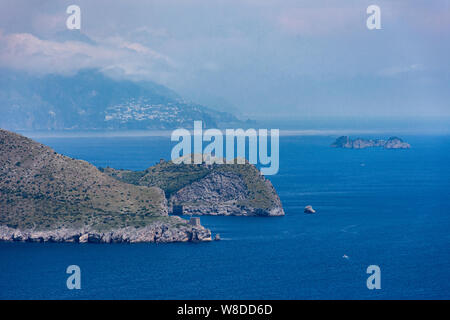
[102,158,285,217]
[0,217,211,243]
[0,129,211,243]
[331,136,411,149]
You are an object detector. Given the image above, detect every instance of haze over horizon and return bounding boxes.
[0,0,449,122]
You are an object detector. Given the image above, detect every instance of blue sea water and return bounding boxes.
[1,135,449,299]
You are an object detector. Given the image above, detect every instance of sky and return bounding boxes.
[0,0,449,121]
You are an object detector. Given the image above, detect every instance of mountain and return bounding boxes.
[331,136,411,149]
[101,158,285,216]
[0,69,241,131]
[0,129,211,242]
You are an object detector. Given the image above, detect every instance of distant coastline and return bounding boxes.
[18,129,437,140]
[331,136,411,149]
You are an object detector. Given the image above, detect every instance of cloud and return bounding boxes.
[0,30,176,81]
[109,37,175,66]
[0,0,448,119]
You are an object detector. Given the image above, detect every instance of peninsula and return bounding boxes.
[0,129,211,243]
[0,129,284,243]
[102,157,285,217]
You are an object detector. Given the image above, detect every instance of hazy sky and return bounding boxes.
[0,0,449,120]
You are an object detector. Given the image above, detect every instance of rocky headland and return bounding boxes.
[0,129,211,243]
[102,157,285,217]
[1,129,284,243]
[331,136,411,149]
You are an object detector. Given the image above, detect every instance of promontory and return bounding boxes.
[0,129,211,243]
[0,129,284,243]
[102,156,284,217]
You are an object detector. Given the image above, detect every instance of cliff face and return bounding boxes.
[331,136,411,149]
[0,217,211,243]
[103,159,285,217]
[0,129,211,242]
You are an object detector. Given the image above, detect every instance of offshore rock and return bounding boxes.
[304,205,316,214]
[331,136,410,149]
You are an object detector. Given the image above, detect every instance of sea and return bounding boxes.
[1,134,449,299]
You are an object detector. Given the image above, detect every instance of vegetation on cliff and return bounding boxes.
[101,158,284,216]
[0,129,172,231]
[0,127,283,244]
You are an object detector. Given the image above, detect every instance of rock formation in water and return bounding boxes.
[304,205,316,214]
[0,129,211,243]
[102,157,285,217]
[331,136,410,149]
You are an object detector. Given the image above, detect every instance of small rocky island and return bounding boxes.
[304,205,316,214]
[0,129,284,243]
[331,136,411,149]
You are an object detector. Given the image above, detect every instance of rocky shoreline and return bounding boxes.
[0,219,212,243]
[177,203,285,216]
[168,170,285,217]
